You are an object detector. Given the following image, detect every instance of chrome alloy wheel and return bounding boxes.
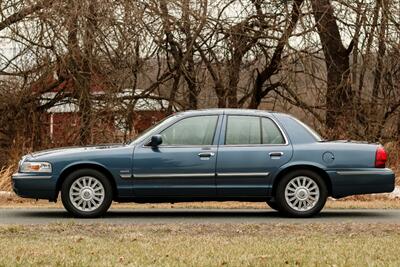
[69,176,105,212]
[284,176,320,212]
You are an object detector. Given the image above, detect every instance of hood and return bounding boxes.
[27,144,126,159]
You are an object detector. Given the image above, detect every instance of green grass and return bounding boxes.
[0,223,399,266]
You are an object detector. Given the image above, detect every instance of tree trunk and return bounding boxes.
[311,0,354,136]
[227,54,241,108]
[372,0,387,99]
[215,84,226,108]
[182,0,198,110]
[66,0,96,145]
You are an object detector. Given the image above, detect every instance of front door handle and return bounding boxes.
[198,152,215,158]
[269,152,283,158]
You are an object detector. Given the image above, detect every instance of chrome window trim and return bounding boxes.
[12,173,52,179]
[141,145,218,149]
[138,113,289,148]
[217,172,270,177]
[221,115,289,147]
[220,143,288,147]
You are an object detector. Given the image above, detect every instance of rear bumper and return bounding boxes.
[327,168,395,198]
[12,173,57,201]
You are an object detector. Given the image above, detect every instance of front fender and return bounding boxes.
[58,161,112,177]
[55,161,120,193]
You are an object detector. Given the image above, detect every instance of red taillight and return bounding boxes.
[375,146,387,168]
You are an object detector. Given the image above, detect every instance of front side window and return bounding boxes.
[225,115,285,145]
[160,116,218,146]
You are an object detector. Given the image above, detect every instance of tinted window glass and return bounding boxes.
[160,116,218,146]
[261,118,285,144]
[225,116,261,145]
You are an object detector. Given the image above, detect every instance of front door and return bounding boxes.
[132,115,220,197]
[216,115,293,197]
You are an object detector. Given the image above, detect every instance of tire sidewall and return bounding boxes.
[275,169,327,217]
[266,198,280,211]
[61,169,113,218]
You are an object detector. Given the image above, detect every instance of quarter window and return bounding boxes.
[261,118,285,144]
[225,116,285,145]
[160,116,218,146]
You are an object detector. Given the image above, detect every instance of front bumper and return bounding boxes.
[328,168,395,198]
[12,173,57,201]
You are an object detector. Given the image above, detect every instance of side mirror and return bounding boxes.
[150,135,162,147]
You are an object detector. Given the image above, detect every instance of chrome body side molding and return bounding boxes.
[216,172,270,177]
[133,173,215,178]
[336,170,392,176]
[12,173,52,179]
[128,172,270,178]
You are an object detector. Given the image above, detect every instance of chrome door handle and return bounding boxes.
[198,152,215,158]
[269,152,283,158]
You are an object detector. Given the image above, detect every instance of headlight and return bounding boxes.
[20,162,52,173]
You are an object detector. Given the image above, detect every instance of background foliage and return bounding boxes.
[0,0,400,167]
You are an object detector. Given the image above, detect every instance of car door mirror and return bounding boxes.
[150,135,163,147]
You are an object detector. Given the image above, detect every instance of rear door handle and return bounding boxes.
[198,152,215,158]
[269,152,283,158]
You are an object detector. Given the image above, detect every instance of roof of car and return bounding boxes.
[178,108,277,116]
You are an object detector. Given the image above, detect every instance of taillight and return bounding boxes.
[375,146,387,168]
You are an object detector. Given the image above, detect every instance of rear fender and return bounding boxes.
[271,161,332,196]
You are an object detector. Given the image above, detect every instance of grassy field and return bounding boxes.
[0,223,399,266]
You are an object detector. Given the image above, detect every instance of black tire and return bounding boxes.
[275,169,327,218]
[266,198,280,211]
[61,169,113,218]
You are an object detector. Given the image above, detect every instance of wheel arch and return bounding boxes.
[56,162,118,199]
[271,163,332,197]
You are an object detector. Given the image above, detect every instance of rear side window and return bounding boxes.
[225,116,260,145]
[225,116,285,145]
[160,116,218,146]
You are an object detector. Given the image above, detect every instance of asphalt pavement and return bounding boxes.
[0,208,399,224]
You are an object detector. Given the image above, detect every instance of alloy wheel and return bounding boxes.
[69,176,105,212]
[284,176,320,212]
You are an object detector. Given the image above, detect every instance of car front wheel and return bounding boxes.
[61,169,113,218]
[266,198,280,211]
[275,170,327,217]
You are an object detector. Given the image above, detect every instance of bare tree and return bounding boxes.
[311,0,354,136]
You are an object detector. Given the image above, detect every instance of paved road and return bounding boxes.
[0,208,399,224]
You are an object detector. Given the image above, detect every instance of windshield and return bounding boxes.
[129,114,178,145]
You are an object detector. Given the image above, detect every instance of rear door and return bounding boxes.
[216,115,293,197]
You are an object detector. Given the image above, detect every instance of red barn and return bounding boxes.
[34,74,168,146]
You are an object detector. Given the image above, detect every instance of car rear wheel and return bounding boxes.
[275,170,327,217]
[61,169,113,218]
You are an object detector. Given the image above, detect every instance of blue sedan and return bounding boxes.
[12,109,395,217]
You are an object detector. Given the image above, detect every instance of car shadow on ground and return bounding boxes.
[10,209,394,221]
